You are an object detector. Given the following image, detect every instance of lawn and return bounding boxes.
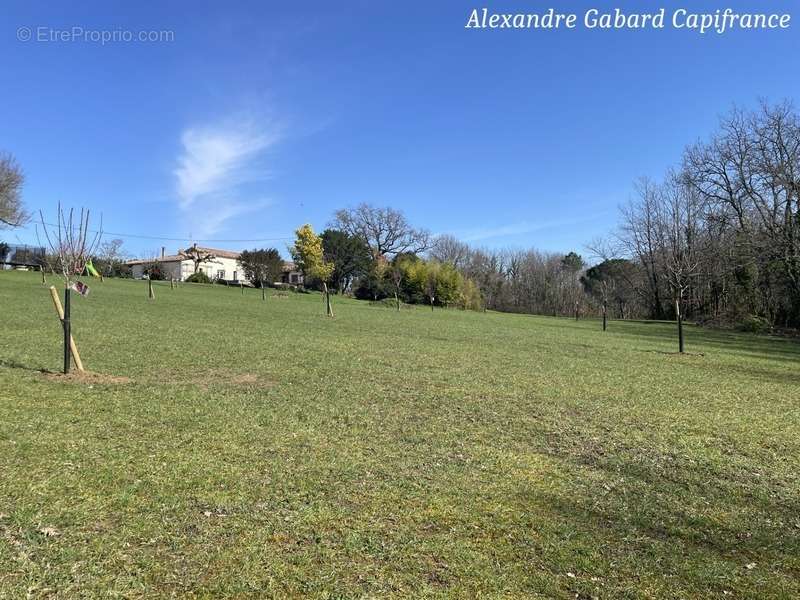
[1,270,799,598]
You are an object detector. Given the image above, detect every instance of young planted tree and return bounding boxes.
[291,224,335,317]
[599,279,614,331]
[390,264,403,311]
[38,204,102,373]
[663,177,700,353]
[367,251,389,301]
[425,263,438,311]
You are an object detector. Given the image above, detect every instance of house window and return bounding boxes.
[233,271,238,281]
[290,273,299,283]
[217,270,225,280]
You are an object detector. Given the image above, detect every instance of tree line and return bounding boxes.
[4,99,798,328]
[281,101,800,328]
[597,100,800,329]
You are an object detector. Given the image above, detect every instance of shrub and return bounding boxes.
[737,315,771,334]
[185,271,211,284]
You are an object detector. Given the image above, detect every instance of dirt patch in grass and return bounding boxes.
[150,369,276,390]
[42,371,133,385]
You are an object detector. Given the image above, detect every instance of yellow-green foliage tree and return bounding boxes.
[459,277,483,311]
[291,224,335,317]
[433,262,462,307]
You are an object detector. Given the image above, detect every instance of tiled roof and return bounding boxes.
[127,248,300,271]
[126,255,183,265]
[127,246,240,265]
[194,246,240,260]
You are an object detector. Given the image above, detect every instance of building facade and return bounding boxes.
[127,246,303,285]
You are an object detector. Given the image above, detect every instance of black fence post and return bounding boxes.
[602,300,607,331]
[63,286,71,374]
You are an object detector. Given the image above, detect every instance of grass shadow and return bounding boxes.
[610,322,800,363]
[0,357,53,374]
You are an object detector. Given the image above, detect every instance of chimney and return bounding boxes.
[161,246,166,259]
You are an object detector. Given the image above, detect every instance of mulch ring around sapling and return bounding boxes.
[41,370,133,385]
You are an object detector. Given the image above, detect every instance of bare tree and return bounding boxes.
[332,204,431,257]
[684,101,800,309]
[38,204,103,374]
[0,152,27,228]
[430,234,471,268]
[39,204,103,285]
[390,265,403,311]
[98,238,126,262]
[584,236,623,263]
[599,279,615,330]
[662,176,701,352]
[617,177,669,319]
[179,243,219,274]
[95,238,128,277]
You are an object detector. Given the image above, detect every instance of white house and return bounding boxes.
[126,246,303,285]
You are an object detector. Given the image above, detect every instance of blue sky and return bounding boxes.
[2,0,798,258]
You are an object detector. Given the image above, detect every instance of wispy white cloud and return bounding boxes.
[173,115,279,237]
[458,217,596,243]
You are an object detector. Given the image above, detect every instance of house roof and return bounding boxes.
[194,246,240,260]
[126,255,184,265]
[126,246,241,266]
[127,248,300,271]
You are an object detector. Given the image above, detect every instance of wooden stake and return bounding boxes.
[148,278,155,299]
[49,286,84,372]
[323,282,333,317]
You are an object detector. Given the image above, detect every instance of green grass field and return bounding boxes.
[1,271,799,598]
